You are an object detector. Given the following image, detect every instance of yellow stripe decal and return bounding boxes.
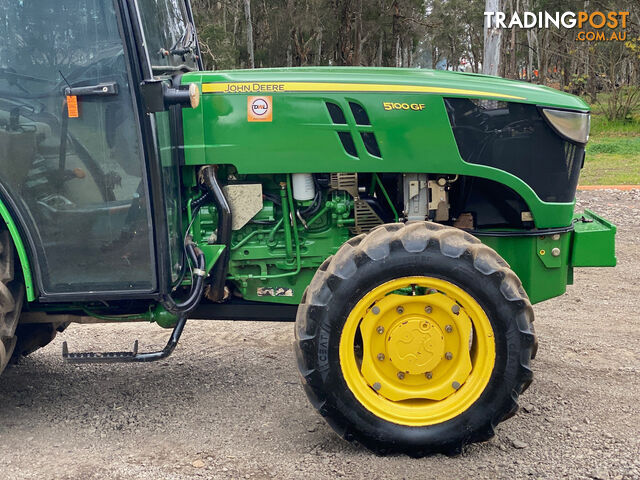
[201,81,525,100]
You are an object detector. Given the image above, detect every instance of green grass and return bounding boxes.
[579,95,640,185]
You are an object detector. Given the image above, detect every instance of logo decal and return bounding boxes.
[248,96,272,122]
[383,102,425,111]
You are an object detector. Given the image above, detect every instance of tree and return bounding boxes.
[243,0,255,67]
[483,0,501,75]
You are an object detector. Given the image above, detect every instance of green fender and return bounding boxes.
[0,198,35,301]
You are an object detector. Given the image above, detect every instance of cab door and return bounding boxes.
[0,0,156,296]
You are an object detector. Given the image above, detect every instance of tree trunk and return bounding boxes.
[336,0,354,65]
[483,0,502,76]
[243,0,255,68]
[539,30,548,85]
[392,1,401,67]
[232,0,239,46]
[223,1,227,34]
[316,29,322,65]
[354,0,362,65]
[526,29,534,80]
[509,0,517,78]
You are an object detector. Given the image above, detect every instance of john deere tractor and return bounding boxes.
[0,0,615,456]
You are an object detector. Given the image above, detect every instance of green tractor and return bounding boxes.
[1,0,615,456]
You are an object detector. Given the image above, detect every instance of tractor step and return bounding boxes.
[61,314,188,364]
[62,340,140,363]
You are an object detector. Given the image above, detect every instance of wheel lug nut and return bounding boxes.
[376,326,384,334]
[424,306,432,314]
[445,324,453,333]
[372,382,381,391]
[425,372,433,379]
[452,381,461,390]
[397,372,405,380]
[445,352,453,360]
[451,304,460,315]
[396,306,404,314]
[377,353,385,361]
[372,306,380,315]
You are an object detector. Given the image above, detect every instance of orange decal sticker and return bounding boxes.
[248,96,272,122]
[66,95,79,118]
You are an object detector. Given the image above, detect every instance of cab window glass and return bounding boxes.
[136,0,198,70]
[0,1,156,293]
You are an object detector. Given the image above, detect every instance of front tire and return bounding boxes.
[295,222,536,456]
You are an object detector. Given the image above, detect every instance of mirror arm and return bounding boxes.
[140,80,199,114]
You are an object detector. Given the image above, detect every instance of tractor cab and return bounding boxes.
[0,0,196,300]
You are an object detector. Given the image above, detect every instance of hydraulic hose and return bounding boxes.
[161,238,207,315]
[173,197,209,289]
[161,166,230,313]
[200,165,232,302]
[189,190,211,211]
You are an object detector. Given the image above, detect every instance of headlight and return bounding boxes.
[541,109,590,144]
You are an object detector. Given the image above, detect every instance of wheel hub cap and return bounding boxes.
[386,317,444,375]
[359,290,474,402]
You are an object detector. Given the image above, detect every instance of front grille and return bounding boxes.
[445,97,583,203]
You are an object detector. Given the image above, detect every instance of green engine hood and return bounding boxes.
[185,67,589,111]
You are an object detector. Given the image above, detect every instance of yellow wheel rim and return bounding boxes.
[339,276,496,426]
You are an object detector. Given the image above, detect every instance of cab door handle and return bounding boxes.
[64,82,118,97]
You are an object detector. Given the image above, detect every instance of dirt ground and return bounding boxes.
[0,190,638,480]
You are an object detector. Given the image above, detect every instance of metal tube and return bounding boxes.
[231,228,272,251]
[129,315,187,363]
[267,217,284,245]
[280,183,294,260]
[201,166,232,302]
[374,173,399,222]
[305,204,329,228]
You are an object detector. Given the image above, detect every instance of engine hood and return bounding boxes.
[185,67,589,112]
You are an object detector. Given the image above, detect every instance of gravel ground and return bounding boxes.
[0,190,638,480]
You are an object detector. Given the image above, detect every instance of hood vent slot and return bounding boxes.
[337,132,357,157]
[326,102,346,124]
[360,132,381,158]
[349,102,371,126]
